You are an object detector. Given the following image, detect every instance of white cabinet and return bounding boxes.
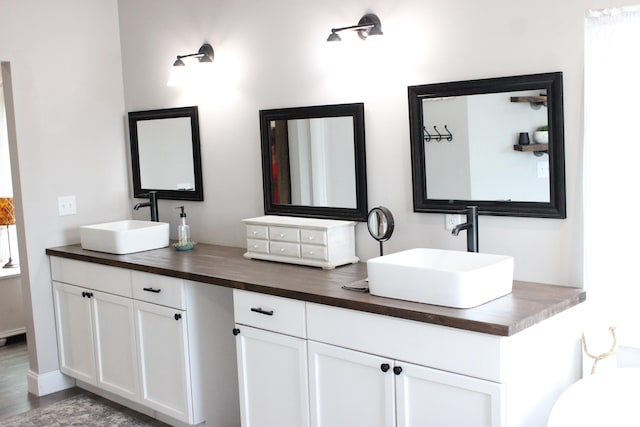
[243,215,358,269]
[233,289,310,427]
[92,290,139,401]
[50,257,240,426]
[235,326,309,427]
[52,282,96,385]
[134,300,192,422]
[307,304,504,426]
[308,340,501,427]
[52,280,139,403]
[395,360,501,427]
[308,340,395,427]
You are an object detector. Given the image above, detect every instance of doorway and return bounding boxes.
[0,61,26,390]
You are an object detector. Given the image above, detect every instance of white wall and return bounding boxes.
[0,0,129,392]
[119,0,639,288]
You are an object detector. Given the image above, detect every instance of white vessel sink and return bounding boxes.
[80,220,170,254]
[367,248,514,308]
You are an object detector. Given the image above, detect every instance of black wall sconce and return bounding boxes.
[327,13,383,42]
[167,42,214,87]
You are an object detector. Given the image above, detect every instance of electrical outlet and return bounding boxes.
[58,195,77,216]
[445,214,464,230]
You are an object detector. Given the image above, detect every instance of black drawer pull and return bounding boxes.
[250,307,274,316]
[143,287,162,293]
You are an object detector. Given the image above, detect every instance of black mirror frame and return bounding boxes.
[129,106,204,201]
[408,72,566,218]
[259,103,368,221]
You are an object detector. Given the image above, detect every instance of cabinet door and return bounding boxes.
[52,282,96,384]
[235,325,309,427]
[92,290,139,402]
[134,300,193,423]
[308,340,395,427]
[396,361,504,427]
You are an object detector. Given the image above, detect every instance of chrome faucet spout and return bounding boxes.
[451,206,478,252]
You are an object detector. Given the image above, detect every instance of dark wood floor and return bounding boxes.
[0,334,168,425]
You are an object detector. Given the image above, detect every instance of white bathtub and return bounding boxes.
[548,368,640,426]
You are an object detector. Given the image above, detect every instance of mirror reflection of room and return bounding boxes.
[422,90,550,203]
[269,117,356,208]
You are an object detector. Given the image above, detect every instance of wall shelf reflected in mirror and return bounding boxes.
[408,72,566,219]
[259,103,368,221]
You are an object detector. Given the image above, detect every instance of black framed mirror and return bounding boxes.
[128,106,204,201]
[408,72,566,218]
[259,103,368,221]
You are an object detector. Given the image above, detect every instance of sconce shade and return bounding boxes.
[167,42,214,87]
[327,32,342,42]
[327,13,383,42]
[0,198,15,226]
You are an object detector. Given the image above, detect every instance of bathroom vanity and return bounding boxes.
[46,243,585,427]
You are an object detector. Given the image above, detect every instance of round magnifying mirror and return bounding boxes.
[367,206,394,255]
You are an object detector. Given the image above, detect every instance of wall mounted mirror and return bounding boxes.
[259,103,368,221]
[128,106,204,201]
[408,72,566,218]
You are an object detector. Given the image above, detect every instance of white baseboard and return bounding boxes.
[27,369,75,396]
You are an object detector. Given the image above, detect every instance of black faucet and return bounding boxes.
[133,191,159,222]
[451,206,478,252]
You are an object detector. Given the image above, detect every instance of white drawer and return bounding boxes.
[301,229,327,246]
[50,257,132,297]
[247,238,269,254]
[301,244,328,261]
[132,271,186,310]
[270,241,301,258]
[246,225,268,240]
[269,226,300,243]
[233,290,306,338]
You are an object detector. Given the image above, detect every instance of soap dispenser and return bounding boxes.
[176,206,191,247]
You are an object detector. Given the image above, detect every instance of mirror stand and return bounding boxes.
[367,206,395,256]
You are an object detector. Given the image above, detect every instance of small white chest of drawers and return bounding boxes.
[243,216,359,269]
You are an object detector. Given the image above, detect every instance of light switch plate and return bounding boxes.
[58,195,77,216]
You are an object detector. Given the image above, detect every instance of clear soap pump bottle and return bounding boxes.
[177,206,191,246]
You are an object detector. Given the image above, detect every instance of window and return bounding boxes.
[584,6,640,348]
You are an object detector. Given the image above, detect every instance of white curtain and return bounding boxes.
[584,6,640,348]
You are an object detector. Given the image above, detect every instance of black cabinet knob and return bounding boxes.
[174,313,182,321]
[393,366,403,375]
[82,291,87,298]
[232,328,240,336]
[380,363,390,372]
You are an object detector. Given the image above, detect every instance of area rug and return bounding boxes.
[0,394,160,427]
